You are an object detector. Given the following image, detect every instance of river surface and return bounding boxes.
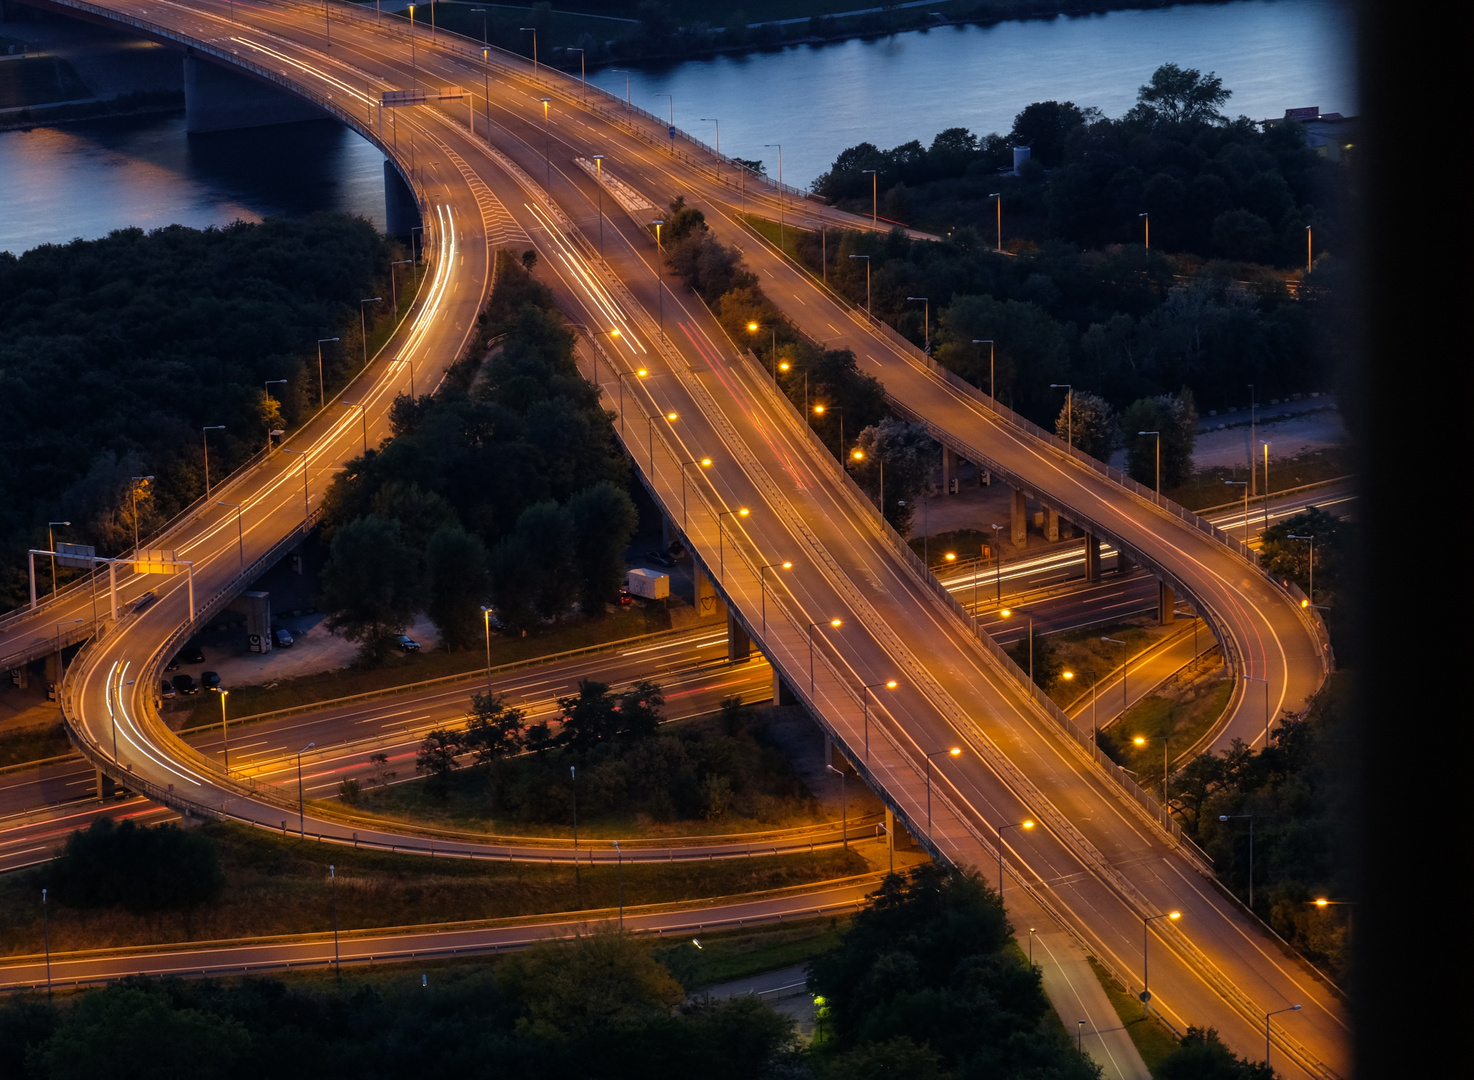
[0,0,1354,254]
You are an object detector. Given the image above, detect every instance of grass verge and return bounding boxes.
[655,915,849,990]
[1168,446,1349,513]
[0,820,869,957]
[184,605,673,725]
[0,722,71,769]
[1087,956,1179,1076]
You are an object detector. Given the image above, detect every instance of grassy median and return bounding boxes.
[0,820,869,957]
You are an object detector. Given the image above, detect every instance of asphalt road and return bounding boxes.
[0,5,1347,1076]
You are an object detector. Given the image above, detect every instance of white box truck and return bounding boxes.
[626,568,670,600]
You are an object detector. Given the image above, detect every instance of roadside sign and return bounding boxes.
[56,541,96,569]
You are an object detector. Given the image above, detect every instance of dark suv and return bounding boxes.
[171,673,199,695]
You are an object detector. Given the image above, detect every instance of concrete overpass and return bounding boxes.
[0,3,1344,1076]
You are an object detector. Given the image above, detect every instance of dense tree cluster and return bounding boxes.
[1171,675,1352,982]
[0,217,398,610]
[808,864,1099,1079]
[47,818,224,914]
[318,251,637,660]
[0,937,800,1080]
[817,64,1350,266]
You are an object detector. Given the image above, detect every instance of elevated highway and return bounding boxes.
[1,3,1344,1075]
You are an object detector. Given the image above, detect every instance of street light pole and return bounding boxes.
[297,741,315,838]
[861,679,897,765]
[990,193,1002,251]
[972,340,995,399]
[1050,383,1073,450]
[613,839,623,928]
[359,298,381,366]
[215,688,230,775]
[570,763,580,906]
[130,475,155,557]
[1224,480,1250,551]
[539,97,552,187]
[907,296,929,352]
[1266,1004,1302,1070]
[924,746,962,838]
[812,403,843,459]
[1288,534,1315,604]
[201,426,224,498]
[47,521,70,595]
[593,154,605,254]
[343,400,368,454]
[826,764,848,848]
[1139,212,1149,249]
[758,560,791,637]
[1244,673,1272,747]
[1000,607,1035,682]
[717,507,750,581]
[1138,431,1161,492]
[862,169,877,226]
[1219,813,1255,907]
[848,254,871,313]
[647,410,677,474]
[330,864,341,975]
[808,618,841,694]
[263,380,287,453]
[1141,910,1181,1014]
[42,888,51,1000]
[616,367,648,436]
[1102,636,1129,710]
[990,524,1004,602]
[281,448,310,529]
[519,26,537,73]
[1135,734,1170,806]
[217,502,245,575]
[316,338,339,406]
[700,118,719,177]
[679,457,712,533]
[652,218,665,338]
[995,818,1035,900]
[764,143,784,244]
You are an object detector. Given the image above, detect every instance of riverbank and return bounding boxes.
[381,0,1250,74]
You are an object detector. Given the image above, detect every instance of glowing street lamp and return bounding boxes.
[995,818,1035,900]
[717,507,750,581]
[808,617,841,694]
[1141,910,1181,1013]
[758,560,791,637]
[861,678,897,764]
[925,746,962,838]
[679,456,712,533]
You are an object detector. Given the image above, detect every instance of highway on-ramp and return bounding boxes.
[3,4,1345,1075]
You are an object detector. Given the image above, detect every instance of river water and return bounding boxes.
[0,0,1354,254]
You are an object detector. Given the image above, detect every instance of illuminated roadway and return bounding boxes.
[2,3,1345,1076]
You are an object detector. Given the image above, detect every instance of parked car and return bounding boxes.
[273,628,295,648]
[179,644,205,665]
[644,549,677,568]
[131,591,158,614]
[617,588,633,607]
[160,679,177,699]
[201,671,222,691]
[395,635,420,652]
[171,674,199,695]
[165,654,180,671]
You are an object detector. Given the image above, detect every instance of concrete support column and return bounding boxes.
[96,769,116,800]
[941,446,955,495]
[660,514,672,551]
[1159,582,1175,625]
[1084,532,1102,582]
[384,161,421,238]
[1011,488,1028,548]
[694,565,720,621]
[1118,549,1134,574]
[727,612,751,662]
[1045,507,1060,542]
[772,668,798,706]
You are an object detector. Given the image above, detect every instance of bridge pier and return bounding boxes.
[183,54,326,133]
[1159,582,1175,624]
[1084,532,1102,582]
[693,565,720,621]
[1011,488,1028,548]
[384,161,421,239]
[772,668,798,706]
[727,612,751,662]
[95,768,116,800]
[941,446,955,495]
[1044,506,1060,542]
[1117,549,1134,574]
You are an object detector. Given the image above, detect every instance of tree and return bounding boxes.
[1010,101,1087,167]
[424,523,490,650]
[49,818,224,913]
[1132,62,1232,126]
[851,418,937,534]
[809,865,1096,1077]
[557,679,621,756]
[416,727,464,797]
[1119,390,1197,489]
[1055,391,1120,461]
[515,499,577,620]
[567,481,639,615]
[498,929,684,1041]
[31,983,250,1080]
[320,514,421,663]
[1157,1026,1275,1079]
[617,679,666,741]
[467,692,527,764]
[1260,506,1345,600]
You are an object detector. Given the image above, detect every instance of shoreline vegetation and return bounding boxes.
[386,0,1250,75]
